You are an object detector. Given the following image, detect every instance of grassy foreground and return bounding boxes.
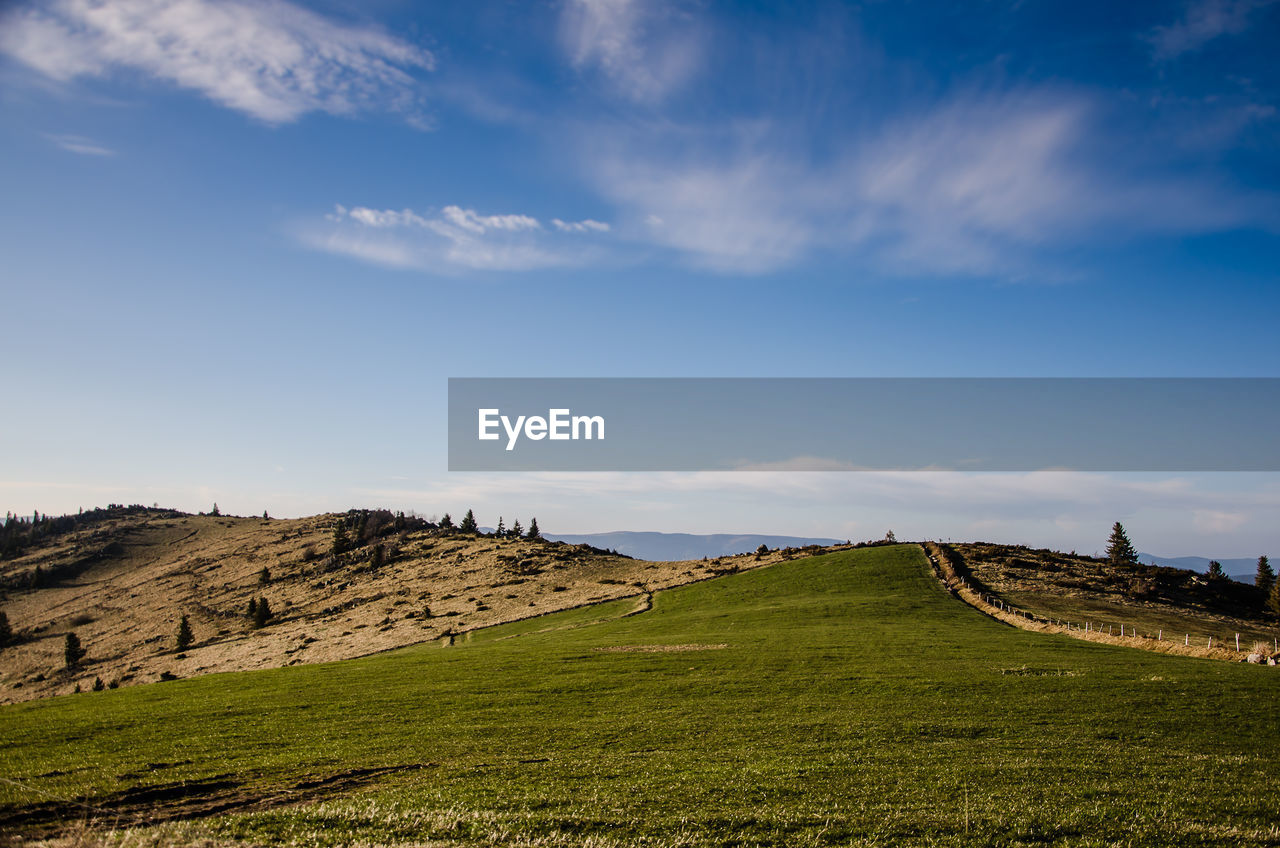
[2,545,1278,846]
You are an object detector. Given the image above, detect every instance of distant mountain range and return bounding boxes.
[544,531,845,561]
[1138,553,1261,584]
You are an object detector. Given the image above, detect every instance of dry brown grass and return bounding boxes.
[923,542,1278,663]
[0,513,800,704]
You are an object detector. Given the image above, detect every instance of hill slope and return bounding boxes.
[2,545,1278,846]
[0,508,795,704]
[948,542,1278,649]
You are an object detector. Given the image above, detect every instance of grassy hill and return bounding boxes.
[0,507,789,704]
[2,544,1278,846]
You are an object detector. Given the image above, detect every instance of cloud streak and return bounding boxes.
[1148,0,1277,60]
[44,132,115,156]
[580,89,1276,276]
[560,0,701,103]
[305,204,611,272]
[0,0,434,123]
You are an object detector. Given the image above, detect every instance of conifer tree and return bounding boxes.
[526,517,540,540]
[459,509,479,534]
[1105,522,1138,568]
[496,516,505,537]
[511,519,523,538]
[1207,560,1226,580]
[247,597,257,618]
[332,523,351,555]
[0,609,11,645]
[259,566,271,585]
[1269,578,1280,616]
[1255,555,1274,595]
[64,631,86,668]
[176,614,194,651]
[211,503,220,517]
[439,513,454,530]
[254,597,272,628]
[92,676,105,691]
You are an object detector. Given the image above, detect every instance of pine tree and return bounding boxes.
[459,509,479,534]
[176,614,194,651]
[1105,522,1138,568]
[439,513,454,530]
[92,676,105,691]
[210,503,220,517]
[0,609,11,645]
[247,597,257,618]
[254,596,272,628]
[332,523,351,556]
[1207,560,1225,580]
[259,566,271,585]
[496,517,506,537]
[1255,555,1274,595]
[526,517,540,540]
[1269,578,1280,616]
[511,519,523,538]
[371,544,385,569]
[64,631,86,668]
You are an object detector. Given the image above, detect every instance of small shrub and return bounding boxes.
[92,677,104,691]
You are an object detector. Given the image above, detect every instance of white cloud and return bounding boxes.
[589,139,819,273]
[44,132,115,156]
[581,89,1275,276]
[560,0,700,103]
[0,0,433,124]
[441,205,540,234]
[1148,0,1277,60]
[305,203,610,272]
[552,218,611,233]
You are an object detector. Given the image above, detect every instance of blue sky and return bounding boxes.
[1,0,1278,558]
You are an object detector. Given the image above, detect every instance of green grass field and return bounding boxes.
[2,545,1278,846]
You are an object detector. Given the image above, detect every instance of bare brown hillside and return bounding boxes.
[939,542,1280,653]
[0,509,799,704]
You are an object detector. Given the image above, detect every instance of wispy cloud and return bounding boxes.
[303,204,611,272]
[0,0,434,124]
[560,0,701,103]
[1147,0,1277,61]
[44,132,115,156]
[580,89,1276,276]
[552,218,610,233]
